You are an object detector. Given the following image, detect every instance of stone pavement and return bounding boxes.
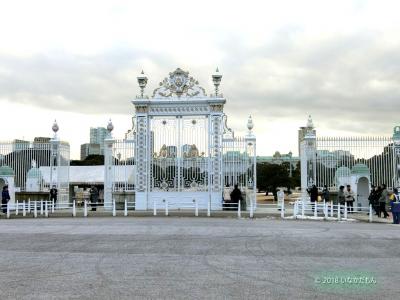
[0,217,398,299]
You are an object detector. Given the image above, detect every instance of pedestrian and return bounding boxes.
[378,184,389,218]
[344,185,355,213]
[49,185,58,205]
[230,184,243,210]
[390,188,400,224]
[89,185,99,211]
[322,185,330,203]
[309,185,318,212]
[2,185,10,213]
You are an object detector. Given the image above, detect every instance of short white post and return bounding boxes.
[280,198,285,219]
[153,200,157,216]
[52,200,55,213]
[194,199,198,217]
[112,199,116,217]
[6,202,10,219]
[34,201,37,218]
[23,201,26,216]
[337,203,341,221]
[293,201,297,218]
[84,200,88,217]
[40,200,43,215]
[250,200,254,218]
[237,201,241,218]
[165,199,169,216]
[301,201,305,218]
[344,202,348,219]
[369,204,373,223]
[323,203,328,219]
[314,202,318,218]
[28,199,31,213]
[330,201,333,218]
[15,200,19,215]
[124,198,128,217]
[207,200,211,217]
[45,201,48,217]
[72,200,76,217]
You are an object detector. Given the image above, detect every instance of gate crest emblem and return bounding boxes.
[153,68,206,98]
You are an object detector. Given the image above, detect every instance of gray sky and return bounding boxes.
[0,0,399,158]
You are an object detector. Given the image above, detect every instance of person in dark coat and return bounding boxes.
[230,184,243,209]
[338,186,345,205]
[2,185,10,213]
[378,184,389,218]
[390,188,400,224]
[309,185,318,202]
[89,186,99,211]
[322,185,330,202]
[50,185,58,205]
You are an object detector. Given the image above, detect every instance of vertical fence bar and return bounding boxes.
[52,200,55,213]
[344,202,348,219]
[84,200,88,217]
[153,200,157,216]
[237,200,241,218]
[112,199,116,217]
[165,200,168,216]
[250,199,254,218]
[124,198,128,217]
[6,202,10,219]
[23,201,26,216]
[34,201,37,218]
[280,197,284,219]
[28,198,31,213]
[194,200,198,217]
[40,200,43,215]
[72,200,76,217]
[15,200,19,215]
[369,204,373,223]
[338,203,341,221]
[207,200,211,217]
[45,201,48,217]
[314,202,318,218]
[330,201,333,218]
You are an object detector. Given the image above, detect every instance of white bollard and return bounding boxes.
[52,200,55,213]
[124,198,128,217]
[28,199,31,213]
[23,201,26,217]
[323,203,328,219]
[165,199,169,216]
[194,200,198,217]
[301,201,305,218]
[207,200,211,217]
[84,200,88,217]
[153,200,157,216]
[45,201,48,217]
[237,201,241,218]
[6,202,10,219]
[40,200,43,215]
[16,200,19,215]
[72,200,76,217]
[293,201,297,218]
[369,204,373,223]
[330,201,333,218]
[250,200,254,218]
[338,203,341,221]
[34,201,37,218]
[344,202,348,219]
[314,202,318,218]
[280,198,285,219]
[112,199,116,217]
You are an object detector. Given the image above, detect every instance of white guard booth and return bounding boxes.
[104,68,257,211]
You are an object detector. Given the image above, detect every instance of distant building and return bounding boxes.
[257,151,299,169]
[80,143,101,160]
[90,127,107,154]
[12,139,30,151]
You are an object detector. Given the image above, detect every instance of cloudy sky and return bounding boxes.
[0,0,399,158]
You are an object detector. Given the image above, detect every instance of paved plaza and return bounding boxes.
[0,217,398,299]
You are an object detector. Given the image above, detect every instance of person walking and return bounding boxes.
[230,184,243,210]
[390,188,400,224]
[2,185,10,214]
[322,185,330,203]
[49,185,58,206]
[309,185,318,212]
[89,186,99,211]
[344,185,355,213]
[378,184,389,218]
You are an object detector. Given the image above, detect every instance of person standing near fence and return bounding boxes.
[230,184,243,210]
[2,185,10,214]
[378,184,389,218]
[89,186,99,211]
[390,188,400,224]
[344,185,355,213]
[322,185,330,203]
[50,185,58,206]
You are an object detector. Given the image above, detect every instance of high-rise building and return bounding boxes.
[90,127,107,154]
[80,143,101,160]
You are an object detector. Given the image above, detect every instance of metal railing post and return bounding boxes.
[293,201,297,219]
[73,200,76,217]
[330,201,333,218]
[194,199,198,217]
[207,200,211,217]
[344,202,348,219]
[6,202,10,219]
[280,198,284,219]
[165,199,169,216]
[45,201,48,217]
[112,199,116,217]
[250,200,254,218]
[84,200,88,217]
[28,198,31,213]
[34,201,37,218]
[301,201,305,218]
[23,201,26,217]
[15,200,19,215]
[237,201,241,218]
[369,204,373,223]
[124,198,128,217]
[40,200,43,215]
[338,203,341,221]
[314,202,318,218]
[153,200,157,216]
[52,200,55,213]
